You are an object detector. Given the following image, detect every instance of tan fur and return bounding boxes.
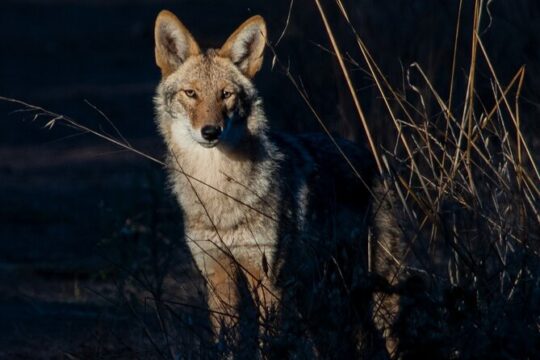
[219,16,266,78]
[155,10,200,77]
[206,254,276,331]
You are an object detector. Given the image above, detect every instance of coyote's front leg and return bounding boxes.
[205,254,277,347]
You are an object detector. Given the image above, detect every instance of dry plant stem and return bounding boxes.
[447,0,465,112]
[475,34,540,182]
[314,0,383,176]
[515,67,525,175]
[266,41,377,199]
[275,0,294,47]
[84,98,131,147]
[404,47,538,215]
[481,67,524,132]
[406,62,540,213]
[411,64,511,190]
[334,0,435,207]
[442,0,463,196]
[461,0,483,195]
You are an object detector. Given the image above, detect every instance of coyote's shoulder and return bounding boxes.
[153,9,401,358]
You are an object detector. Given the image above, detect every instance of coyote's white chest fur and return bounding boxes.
[168,125,283,272]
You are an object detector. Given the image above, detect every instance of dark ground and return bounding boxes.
[1,0,539,358]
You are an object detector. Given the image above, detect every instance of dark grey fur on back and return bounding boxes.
[265,132,401,358]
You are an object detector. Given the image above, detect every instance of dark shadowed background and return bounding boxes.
[1,0,539,357]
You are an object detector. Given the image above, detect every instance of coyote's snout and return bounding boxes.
[154,9,403,358]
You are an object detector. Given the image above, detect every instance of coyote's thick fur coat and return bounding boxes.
[154,10,402,357]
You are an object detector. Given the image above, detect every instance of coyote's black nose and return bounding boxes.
[201,125,222,141]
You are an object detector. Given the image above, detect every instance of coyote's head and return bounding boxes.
[154,10,267,150]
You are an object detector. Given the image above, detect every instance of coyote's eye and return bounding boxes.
[222,90,233,99]
[184,89,196,98]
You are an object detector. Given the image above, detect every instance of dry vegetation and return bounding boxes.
[338,1,540,358]
[1,0,539,358]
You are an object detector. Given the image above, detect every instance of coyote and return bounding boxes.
[154,10,402,358]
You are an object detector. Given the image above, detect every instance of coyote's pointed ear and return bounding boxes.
[219,16,267,78]
[154,10,201,77]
